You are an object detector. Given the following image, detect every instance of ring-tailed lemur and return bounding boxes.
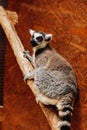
[23,29,78,130]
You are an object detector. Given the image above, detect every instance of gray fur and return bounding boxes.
[24,29,78,129]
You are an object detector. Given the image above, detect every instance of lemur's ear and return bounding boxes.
[29,29,35,36]
[45,34,52,41]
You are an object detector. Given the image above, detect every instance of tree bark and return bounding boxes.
[0,6,59,130]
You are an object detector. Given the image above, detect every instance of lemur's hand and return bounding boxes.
[23,50,33,63]
[23,50,30,58]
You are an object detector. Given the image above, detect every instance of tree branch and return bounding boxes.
[0,6,59,130]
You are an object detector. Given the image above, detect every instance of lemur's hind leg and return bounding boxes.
[23,50,34,65]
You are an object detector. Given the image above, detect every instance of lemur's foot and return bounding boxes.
[23,71,34,82]
[23,71,31,82]
[36,96,40,104]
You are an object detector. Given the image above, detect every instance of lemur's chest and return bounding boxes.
[35,53,48,67]
[33,49,54,68]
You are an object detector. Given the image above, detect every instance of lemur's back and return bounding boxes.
[35,45,77,99]
[24,29,78,130]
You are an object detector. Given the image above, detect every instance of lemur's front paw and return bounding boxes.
[23,50,30,58]
[23,50,33,63]
[23,74,28,82]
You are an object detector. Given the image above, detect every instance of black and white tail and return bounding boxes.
[57,96,74,130]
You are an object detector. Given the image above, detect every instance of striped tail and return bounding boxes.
[56,96,74,130]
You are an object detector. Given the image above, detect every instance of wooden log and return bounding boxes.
[0,6,60,130]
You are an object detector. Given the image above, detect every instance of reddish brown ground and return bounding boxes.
[0,0,87,130]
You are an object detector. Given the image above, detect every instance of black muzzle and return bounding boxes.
[30,39,38,47]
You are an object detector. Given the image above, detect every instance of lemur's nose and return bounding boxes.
[30,39,34,44]
[30,39,38,47]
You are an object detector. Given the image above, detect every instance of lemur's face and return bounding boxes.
[29,29,52,49]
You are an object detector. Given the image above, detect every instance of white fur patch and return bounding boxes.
[34,33,42,39]
[59,110,72,117]
[35,93,58,105]
[45,34,52,40]
[57,121,71,128]
[29,29,35,36]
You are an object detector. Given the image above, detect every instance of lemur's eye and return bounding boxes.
[36,36,43,42]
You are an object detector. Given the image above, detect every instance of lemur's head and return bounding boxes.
[29,29,52,50]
